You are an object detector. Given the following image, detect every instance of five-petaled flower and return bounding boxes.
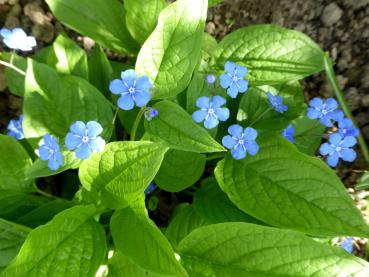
[206,74,216,84]
[192,96,230,129]
[281,124,294,143]
[267,92,288,113]
[0,28,36,51]
[144,108,159,121]
[338,118,359,138]
[109,69,152,111]
[65,121,106,160]
[220,61,248,98]
[7,114,24,140]
[319,133,357,167]
[38,134,63,171]
[222,124,259,160]
[307,97,343,127]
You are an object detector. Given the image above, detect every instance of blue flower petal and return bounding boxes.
[341,149,357,162]
[327,152,339,167]
[341,136,357,148]
[222,135,237,149]
[134,91,151,107]
[212,96,226,108]
[121,69,137,87]
[231,147,246,160]
[38,145,50,160]
[228,124,243,138]
[243,127,258,141]
[237,79,248,93]
[192,110,207,123]
[65,133,81,150]
[329,133,343,146]
[281,125,294,143]
[307,108,320,119]
[0,28,11,38]
[309,98,323,108]
[43,133,52,145]
[196,96,210,109]
[89,137,106,152]
[109,79,126,94]
[338,118,352,129]
[227,83,239,98]
[330,110,344,122]
[246,141,259,156]
[320,116,333,127]
[70,121,86,136]
[224,61,236,74]
[220,74,231,89]
[204,117,219,129]
[86,121,103,138]
[75,144,92,160]
[48,154,62,171]
[320,143,333,155]
[136,76,152,92]
[325,98,338,110]
[215,107,229,121]
[235,65,247,78]
[118,94,135,110]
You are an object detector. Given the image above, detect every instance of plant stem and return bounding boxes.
[112,108,119,124]
[0,59,25,76]
[324,53,369,166]
[36,188,58,199]
[206,152,226,161]
[130,108,146,141]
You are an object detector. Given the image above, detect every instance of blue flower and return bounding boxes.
[144,108,159,121]
[206,74,216,84]
[7,114,24,140]
[307,97,343,127]
[338,118,359,138]
[144,183,157,196]
[220,61,248,98]
[0,28,36,51]
[192,96,230,129]
[109,69,152,111]
[281,124,294,143]
[65,121,106,160]
[222,124,259,160]
[319,133,357,167]
[38,134,63,171]
[340,237,354,253]
[267,92,288,113]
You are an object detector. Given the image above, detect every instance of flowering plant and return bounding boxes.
[1,0,369,276]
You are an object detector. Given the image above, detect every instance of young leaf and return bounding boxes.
[45,0,139,54]
[110,201,188,277]
[215,136,369,237]
[135,0,207,99]
[2,205,106,277]
[155,149,206,192]
[79,141,168,208]
[214,24,325,84]
[87,46,113,94]
[124,0,166,45]
[178,223,369,276]
[293,116,326,155]
[23,59,113,139]
[1,53,27,97]
[144,101,224,153]
[47,33,88,79]
[0,219,30,271]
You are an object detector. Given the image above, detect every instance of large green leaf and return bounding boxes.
[178,223,369,276]
[45,0,139,54]
[293,116,326,155]
[79,141,168,208]
[135,0,207,99]
[215,136,369,237]
[23,59,113,139]
[144,101,224,153]
[47,33,88,79]
[155,149,206,192]
[214,24,325,85]
[0,219,30,272]
[124,0,166,45]
[1,53,27,97]
[237,82,304,132]
[110,201,188,277]
[2,205,106,277]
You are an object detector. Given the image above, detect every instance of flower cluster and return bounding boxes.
[306,97,359,167]
[0,28,36,51]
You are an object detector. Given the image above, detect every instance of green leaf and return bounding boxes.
[79,141,168,208]
[2,205,106,277]
[135,0,207,99]
[155,149,206,192]
[45,0,139,54]
[215,136,369,237]
[356,171,369,190]
[208,0,223,7]
[0,195,50,220]
[26,151,81,179]
[47,33,88,79]
[87,46,113,94]
[1,53,27,97]
[144,101,224,153]
[124,0,166,45]
[23,59,113,139]
[110,201,188,277]
[237,82,304,132]
[178,222,369,276]
[201,33,217,59]
[0,219,30,271]
[292,116,326,155]
[214,24,325,85]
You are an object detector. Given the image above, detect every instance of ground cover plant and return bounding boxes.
[1,0,369,276]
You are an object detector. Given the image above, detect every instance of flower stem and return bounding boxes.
[0,59,25,76]
[112,108,119,124]
[323,53,369,166]
[36,188,58,199]
[130,107,146,141]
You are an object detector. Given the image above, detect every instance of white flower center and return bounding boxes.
[335,146,342,152]
[208,108,215,114]
[128,87,135,94]
[238,139,244,145]
[82,136,89,143]
[322,109,328,115]
[232,76,239,82]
